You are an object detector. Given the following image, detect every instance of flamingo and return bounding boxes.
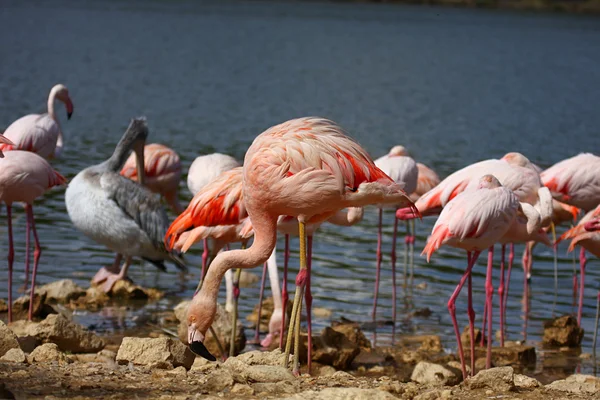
[0,84,74,159]
[373,145,418,321]
[423,174,538,379]
[186,153,241,276]
[581,216,600,352]
[120,143,185,214]
[411,162,441,202]
[65,118,186,292]
[183,117,416,374]
[0,150,66,322]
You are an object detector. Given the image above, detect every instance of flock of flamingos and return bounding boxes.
[1,84,599,378]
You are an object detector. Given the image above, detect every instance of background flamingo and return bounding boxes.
[0,150,66,322]
[0,84,74,159]
[120,143,184,214]
[183,117,416,375]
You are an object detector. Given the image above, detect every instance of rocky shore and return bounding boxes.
[1,279,599,399]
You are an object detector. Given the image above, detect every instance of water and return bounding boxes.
[1,0,599,373]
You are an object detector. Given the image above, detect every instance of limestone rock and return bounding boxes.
[411,361,460,386]
[0,348,26,363]
[17,336,39,353]
[331,323,371,349]
[253,381,300,396]
[465,345,535,367]
[116,336,195,369]
[283,388,397,399]
[514,374,541,389]
[312,327,360,369]
[0,321,20,357]
[467,366,514,392]
[542,315,584,347]
[545,374,600,395]
[28,343,71,365]
[36,279,86,304]
[235,349,289,366]
[231,383,254,395]
[460,326,483,346]
[223,356,294,382]
[201,368,235,392]
[11,293,54,320]
[9,314,104,353]
[0,299,7,313]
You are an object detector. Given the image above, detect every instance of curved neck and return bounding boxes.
[199,208,278,327]
[47,89,58,121]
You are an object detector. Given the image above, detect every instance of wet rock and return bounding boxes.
[330,323,371,349]
[460,326,483,346]
[116,336,195,369]
[28,343,71,365]
[400,335,442,353]
[545,374,600,394]
[543,315,584,347]
[176,301,245,357]
[312,327,360,369]
[108,280,150,299]
[514,374,541,388]
[412,307,432,318]
[36,279,86,304]
[283,388,397,399]
[0,348,26,363]
[0,299,7,313]
[465,345,535,367]
[202,368,235,392]
[11,293,54,320]
[467,366,514,392]
[411,361,460,386]
[9,314,104,353]
[0,321,20,356]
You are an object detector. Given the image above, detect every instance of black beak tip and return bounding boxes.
[67,111,73,120]
[189,340,216,361]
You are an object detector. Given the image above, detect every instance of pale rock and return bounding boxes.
[411,361,460,386]
[467,366,514,392]
[116,337,195,369]
[28,343,71,365]
[282,388,397,399]
[514,374,541,388]
[36,280,86,303]
[0,321,20,357]
[0,348,26,363]
[202,368,235,392]
[231,383,254,395]
[545,374,600,395]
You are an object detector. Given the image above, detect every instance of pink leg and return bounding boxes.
[480,299,487,347]
[390,215,398,324]
[23,208,30,292]
[498,244,506,347]
[578,247,586,326]
[27,205,41,321]
[485,245,494,369]
[503,243,514,317]
[573,251,578,308]
[305,235,313,374]
[6,205,14,323]
[467,252,476,376]
[252,261,268,344]
[522,276,530,342]
[448,250,481,380]
[372,208,383,319]
[201,238,209,281]
[279,234,290,349]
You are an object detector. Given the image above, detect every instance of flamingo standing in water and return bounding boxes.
[581,216,600,351]
[186,153,241,276]
[65,118,186,292]
[121,143,185,214]
[423,175,538,379]
[541,152,600,328]
[373,145,418,321]
[0,149,66,322]
[0,84,74,159]
[183,117,416,374]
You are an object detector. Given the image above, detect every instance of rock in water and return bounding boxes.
[116,336,195,369]
[543,315,584,347]
[0,321,20,357]
[410,361,460,386]
[11,293,53,321]
[35,279,86,304]
[312,327,360,369]
[9,314,104,353]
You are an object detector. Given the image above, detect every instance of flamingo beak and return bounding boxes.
[188,325,215,361]
[584,219,600,232]
[65,97,74,120]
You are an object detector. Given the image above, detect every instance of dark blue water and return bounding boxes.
[0,0,599,373]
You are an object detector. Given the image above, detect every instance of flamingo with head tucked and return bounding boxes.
[1,84,74,159]
[182,117,416,375]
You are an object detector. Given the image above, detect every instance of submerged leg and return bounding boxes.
[498,244,506,347]
[279,235,290,350]
[485,246,494,369]
[27,205,42,321]
[7,204,14,323]
[448,250,481,380]
[372,208,383,319]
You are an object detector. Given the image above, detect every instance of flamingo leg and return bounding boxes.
[593,291,599,354]
[6,204,14,323]
[100,256,131,293]
[572,250,578,308]
[279,235,290,349]
[498,244,506,347]
[578,247,586,326]
[485,245,494,369]
[201,238,209,281]
[480,297,487,348]
[467,252,475,376]
[503,243,514,315]
[390,216,398,327]
[372,208,383,319]
[403,221,409,288]
[27,205,42,321]
[252,261,268,344]
[305,235,313,375]
[230,267,242,357]
[409,219,415,288]
[448,250,480,380]
[550,222,558,297]
[23,207,31,292]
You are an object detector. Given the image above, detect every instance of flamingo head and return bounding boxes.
[187,296,217,361]
[389,145,408,157]
[584,218,600,232]
[260,307,284,348]
[477,174,502,189]
[52,84,74,120]
[0,134,15,158]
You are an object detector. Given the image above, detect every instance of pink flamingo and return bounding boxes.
[183,117,416,374]
[423,175,535,378]
[411,162,441,202]
[0,84,74,159]
[581,215,600,351]
[372,145,418,321]
[0,150,66,322]
[120,143,184,214]
[186,153,241,277]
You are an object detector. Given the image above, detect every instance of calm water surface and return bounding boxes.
[1,0,599,374]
